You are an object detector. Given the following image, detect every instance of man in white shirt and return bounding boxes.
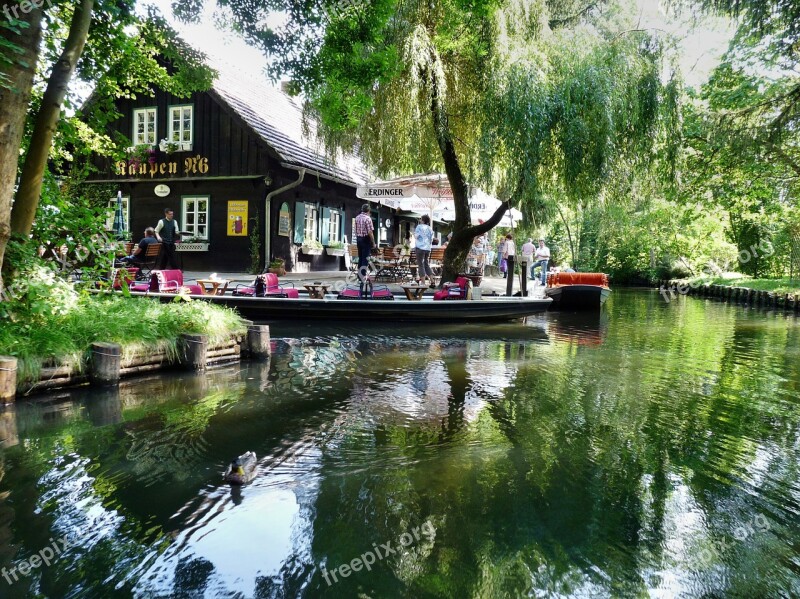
[531,238,551,286]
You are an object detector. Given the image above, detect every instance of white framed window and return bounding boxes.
[304,203,318,241]
[328,210,342,243]
[105,196,130,233]
[168,105,193,148]
[133,108,157,146]
[182,196,210,240]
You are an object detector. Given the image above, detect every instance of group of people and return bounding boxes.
[353,203,559,287]
[498,235,552,285]
[119,208,181,270]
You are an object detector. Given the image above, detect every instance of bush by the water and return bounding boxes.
[0,267,247,386]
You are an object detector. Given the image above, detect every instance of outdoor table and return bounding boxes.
[400,284,429,301]
[197,278,229,296]
[304,283,330,299]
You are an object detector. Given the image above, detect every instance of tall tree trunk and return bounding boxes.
[428,58,511,283]
[10,0,94,236]
[0,10,45,293]
[556,203,576,268]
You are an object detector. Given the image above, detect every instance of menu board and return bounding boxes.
[278,202,291,236]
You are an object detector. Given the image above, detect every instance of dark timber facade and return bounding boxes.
[84,65,417,273]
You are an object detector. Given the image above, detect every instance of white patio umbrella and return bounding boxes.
[357,174,516,226]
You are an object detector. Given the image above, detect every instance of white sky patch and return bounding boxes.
[147,0,733,90]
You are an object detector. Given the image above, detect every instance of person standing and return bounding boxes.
[531,238,551,286]
[414,214,434,283]
[497,236,508,278]
[155,208,181,269]
[521,238,535,275]
[354,203,376,282]
[503,233,516,295]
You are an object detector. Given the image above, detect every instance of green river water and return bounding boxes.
[0,289,798,597]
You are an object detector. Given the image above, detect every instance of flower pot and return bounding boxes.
[268,267,286,276]
[302,245,323,255]
[326,248,345,256]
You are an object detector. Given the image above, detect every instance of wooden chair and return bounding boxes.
[348,244,360,272]
[137,243,162,277]
[429,247,445,276]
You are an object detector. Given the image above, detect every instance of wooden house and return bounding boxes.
[84,63,419,272]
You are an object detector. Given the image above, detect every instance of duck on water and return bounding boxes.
[223,451,257,485]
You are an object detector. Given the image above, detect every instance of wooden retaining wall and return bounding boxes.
[0,324,271,403]
[658,280,800,314]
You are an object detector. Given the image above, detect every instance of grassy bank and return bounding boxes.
[679,273,800,295]
[0,292,248,387]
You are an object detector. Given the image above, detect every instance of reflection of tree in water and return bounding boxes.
[172,556,215,598]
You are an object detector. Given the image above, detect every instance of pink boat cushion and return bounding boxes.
[371,286,393,300]
[261,273,299,298]
[146,270,203,294]
[433,276,469,300]
[338,286,362,298]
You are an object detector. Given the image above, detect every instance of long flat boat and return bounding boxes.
[545,272,611,310]
[129,291,552,322]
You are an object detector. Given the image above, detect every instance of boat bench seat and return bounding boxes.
[547,272,609,287]
[232,273,299,298]
[433,276,472,300]
[129,269,203,294]
[337,283,394,300]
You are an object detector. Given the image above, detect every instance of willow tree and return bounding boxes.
[184,0,677,281]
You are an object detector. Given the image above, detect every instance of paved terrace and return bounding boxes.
[181,269,547,299]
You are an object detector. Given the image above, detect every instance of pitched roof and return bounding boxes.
[210,63,369,186]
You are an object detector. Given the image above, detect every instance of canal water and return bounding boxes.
[0,289,798,597]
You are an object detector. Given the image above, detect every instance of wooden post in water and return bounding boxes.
[90,342,121,386]
[247,325,271,360]
[0,356,17,403]
[180,333,208,371]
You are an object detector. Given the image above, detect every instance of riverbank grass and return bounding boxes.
[681,273,800,295]
[0,293,248,387]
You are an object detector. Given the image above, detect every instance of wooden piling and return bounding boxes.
[247,325,271,360]
[89,342,121,386]
[0,356,17,403]
[180,333,208,371]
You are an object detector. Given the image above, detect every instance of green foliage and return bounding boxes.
[0,289,247,386]
[249,212,261,274]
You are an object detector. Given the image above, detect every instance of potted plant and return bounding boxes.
[268,258,286,276]
[159,138,180,153]
[325,240,346,256]
[126,144,152,168]
[301,239,323,255]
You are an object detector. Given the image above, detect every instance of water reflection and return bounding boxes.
[0,291,798,597]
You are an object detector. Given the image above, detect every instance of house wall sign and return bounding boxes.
[115,155,210,178]
[154,184,170,197]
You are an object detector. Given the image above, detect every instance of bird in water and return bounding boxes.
[223,451,257,485]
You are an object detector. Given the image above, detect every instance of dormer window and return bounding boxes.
[169,105,193,150]
[133,107,157,146]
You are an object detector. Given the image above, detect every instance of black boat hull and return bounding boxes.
[545,285,611,310]
[131,292,552,322]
